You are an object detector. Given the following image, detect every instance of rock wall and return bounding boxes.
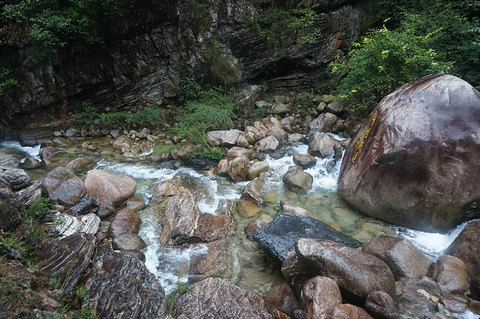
[0,0,373,131]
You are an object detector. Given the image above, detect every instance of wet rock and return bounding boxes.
[432,255,469,295]
[83,244,166,319]
[396,276,441,318]
[247,161,269,180]
[41,167,86,207]
[214,158,230,176]
[183,156,218,171]
[444,220,480,278]
[228,155,249,182]
[338,74,480,232]
[237,199,263,218]
[283,239,395,303]
[364,291,399,319]
[301,276,342,319]
[227,146,254,161]
[125,196,146,212]
[253,214,361,263]
[195,210,235,243]
[292,154,317,169]
[330,304,374,319]
[246,219,264,236]
[109,208,146,251]
[308,112,338,133]
[112,135,133,150]
[20,156,42,169]
[255,135,279,153]
[71,197,97,215]
[288,133,305,144]
[35,233,97,291]
[280,201,314,217]
[208,129,244,146]
[84,169,136,209]
[270,149,287,159]
[172,277,289,319]
[282,165,313,193]
[263,116,287,141]
[66,157,94,172]
[264,282,300,317]
[0,149,24,169]
[0,168,31,191]
[188,241,231,282]
[241,172,267,204]
[362,234,433,280]
[308,132,339,158]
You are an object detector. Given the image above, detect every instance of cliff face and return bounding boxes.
[0,0,373,131]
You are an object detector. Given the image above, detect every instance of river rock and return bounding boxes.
[308,112,338,133]
[241,172,267,204]
[125,196,146,212]
[84,169,136,209]
[282,238,395,303]
[54,213,101,238]
[112,135,133,150]
[263,116,287,141]
[338,74,480,232]
[109,208,146,251]
[432,255,469,295]
[330,304,373,319]
[307,132,338,158]
[0,148,25,168]
[71,197,97,215]
[301,276,342,319]
[83,244,166,319]
[20,156,42,169]
[292,154,317,169]
[35,233,97,291]
[271,102,290,114]
[282,165,313,193]
[264,282,300,317]
[255,135,279,152]
[280,201,314,217]
[188,241,231,282]
[227,146,254,161]
[228,155,250,182]
[170,144,198,160]
[0,168,31,191]
[172,277,290,319]
[208,129,244,146]
[253,214,361,263]
[396,276,442,318]
[364,291,399,319]
[41,167,86,207]
[247,161,269,180]
[65,157,94,171]
[362,234,433,280]
[444,220,480,278]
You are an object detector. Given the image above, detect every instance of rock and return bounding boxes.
[288,133,304,144]
[125,196,146,212]
[208,129,244,146]
[301,276,342,319]
[112,135,133,150]
[263,116,287,141]
[172,277,290,319]
[264,282,300,317]
[226,146,254,161]
[83,244,166,318]
[195,210,235,243]
[253,214,361,263]
[362,234,433,280]
[237,199,263,218]
[396,276,441,318]
[228,155,250,182]
[183,156,218,171]
[444,220,480,278]
[188,241,231,282]
[0,148,24,169]
[35,233,97,291]
[330,304,374,319]
[326,101,345,114]
[241,172,267,204]
[280,201,314,217]
[292,154,317,169]
[84,169,136,209]
[271,102,290,114]
[236,134,250,147]
[432,255,469,295]
[0,168,31,191]
[0,199,23,231]
[283,239,395,303]
[20,156,42,169]
[308,112,338,133]
[41,167,86,207]
[255,135,279,152]
[307,132,339,158]
[246,219,264,236]
[214,158,230,176]
[54,213,101,238]
[109,208,146,251]
[66,157,94,171]
[170,144,198,160]
[71,197,97,215]
[282,166,313,193]
[247,161,269,180]
[338,74,480,232]
[364,291,399,319]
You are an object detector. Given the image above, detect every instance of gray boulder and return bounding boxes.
[41,167,86,207]
[282,165,313,193]
[0,168,31,191]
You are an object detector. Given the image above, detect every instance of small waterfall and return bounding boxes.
[0,140,41,160]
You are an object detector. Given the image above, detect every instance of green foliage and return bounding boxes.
[177,77,203,101]
[0,54,19,96]
[195,146,225,161]
[154,144,180,155]
[201,37,236,87]
[190,2,211,36]
[166,282,189,314]
[288,8,322,44]
[2,0,135,53]
[330,21,452,110]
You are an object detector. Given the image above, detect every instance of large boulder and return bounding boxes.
[444,220,480,278]
[0,168,31,191]
[84,169,136,209]
[108,208,146,251]
[172,277,290,319]
[253,214,361,263]
[338,74,480,232]
[41,167,86,207]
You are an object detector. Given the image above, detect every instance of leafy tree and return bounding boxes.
[330,20,452,110]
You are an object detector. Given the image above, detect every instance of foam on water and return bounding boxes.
[0,140,41,159]
[396,221,471,260]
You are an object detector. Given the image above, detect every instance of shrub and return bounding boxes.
[330,21,452,110]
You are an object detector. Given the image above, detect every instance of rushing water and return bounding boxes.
[0,139,472,297]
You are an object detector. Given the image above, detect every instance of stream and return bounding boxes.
[1,138,475,319]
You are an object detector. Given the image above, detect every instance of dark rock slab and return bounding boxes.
[253,214,361,263]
